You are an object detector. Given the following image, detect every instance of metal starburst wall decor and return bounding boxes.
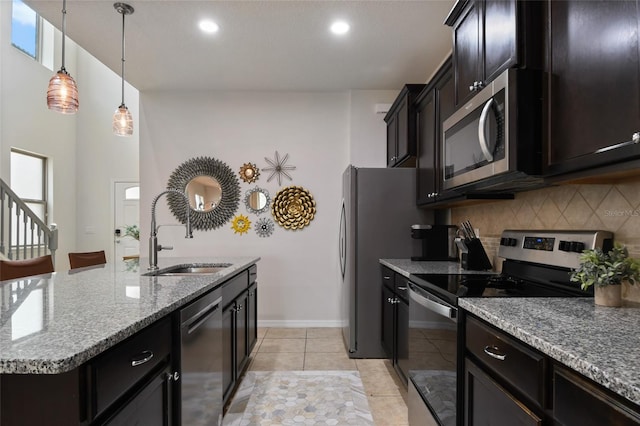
[263,151,296,186]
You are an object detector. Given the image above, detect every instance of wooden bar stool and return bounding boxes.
[68,250,107,270]
[0,255,55,281]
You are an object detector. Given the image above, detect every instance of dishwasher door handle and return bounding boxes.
[408,283,456,321]
[184,296,222,334]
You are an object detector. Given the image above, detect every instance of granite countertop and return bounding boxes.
[460,298,640,406]
[0,256,259,375]
[380,258,496,278]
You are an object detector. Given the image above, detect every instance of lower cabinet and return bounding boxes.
[464,358,542,426]
[463,312,640,426]
[380,266,409,384]
[105,364,173,426]
[222,265,258,404]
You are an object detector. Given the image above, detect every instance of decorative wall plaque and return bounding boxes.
[271,185,316,230]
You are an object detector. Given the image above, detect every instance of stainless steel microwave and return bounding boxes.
[442,68,543,191]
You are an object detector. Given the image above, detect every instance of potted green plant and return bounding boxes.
[570,243,640,307]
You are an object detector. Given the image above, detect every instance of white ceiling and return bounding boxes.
[25,0,455,92]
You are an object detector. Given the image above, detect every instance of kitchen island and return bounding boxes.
[0,256,259,425]
[460,297,640,407]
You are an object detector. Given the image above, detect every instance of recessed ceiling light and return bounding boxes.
[330,21,350,35]
[199,19,219,34]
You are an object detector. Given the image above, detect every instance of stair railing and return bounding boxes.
[0,178,58,263]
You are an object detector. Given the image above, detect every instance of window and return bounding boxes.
[11,0,39,59]
[10,149,48,224]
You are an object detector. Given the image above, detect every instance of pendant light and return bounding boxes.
[113,2,134,137]
[46,0,79,114]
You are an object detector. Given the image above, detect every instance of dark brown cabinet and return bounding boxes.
[464,358,542,426]
[416,57,455,205]
[385,84,425,167]
[462,312,640,426]
[544,0,640,177]
[446,0,518,108]
[553,365,640,426]
[380,266,409,384]
[222,266,258,404]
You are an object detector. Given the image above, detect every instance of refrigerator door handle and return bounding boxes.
[339,200,347,278]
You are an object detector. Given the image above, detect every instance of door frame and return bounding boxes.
[110,179,140,263]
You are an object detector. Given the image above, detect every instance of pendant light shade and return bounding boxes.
[113,2,134,137]
[47,0,79,114]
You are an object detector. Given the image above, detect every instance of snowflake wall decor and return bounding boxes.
[263,151,296,186]
[255,217,275,238]
[231,214,251,235]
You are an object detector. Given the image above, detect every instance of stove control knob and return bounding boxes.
[559,240,570,251]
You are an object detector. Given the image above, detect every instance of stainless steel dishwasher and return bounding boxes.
[179,287,223,426]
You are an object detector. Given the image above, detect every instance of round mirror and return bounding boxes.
[186,175,222,212]
[167,156,240,230]
[244,187,270,215]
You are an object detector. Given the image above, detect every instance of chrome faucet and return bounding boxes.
[149,189,193,270]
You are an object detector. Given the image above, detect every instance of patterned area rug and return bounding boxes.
[223,371,374,426]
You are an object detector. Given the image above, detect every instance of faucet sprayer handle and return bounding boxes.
[158,245,173,251]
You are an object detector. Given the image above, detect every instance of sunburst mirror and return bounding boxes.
[166,156,240,230]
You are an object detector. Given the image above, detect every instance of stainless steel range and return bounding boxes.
[406,229,614,426]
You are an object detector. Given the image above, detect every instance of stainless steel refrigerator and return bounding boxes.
[339,165,431,358]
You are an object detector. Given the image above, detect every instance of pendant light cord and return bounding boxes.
[120,9,126,106]
[61,0,67,71]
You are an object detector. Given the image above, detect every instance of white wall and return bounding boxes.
[348,90,399,167]
[0,2,139,271]
[74,46,139,261]
[140,90,358,326]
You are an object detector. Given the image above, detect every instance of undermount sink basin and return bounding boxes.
[143,263,232,277]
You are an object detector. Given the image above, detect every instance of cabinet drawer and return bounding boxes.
[394,274,410,303]
[465,316,545,406]
[223,270,249,307]
[381,266,394,289]
[92,317,171,417]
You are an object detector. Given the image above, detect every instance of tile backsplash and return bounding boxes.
[450,177,640,301]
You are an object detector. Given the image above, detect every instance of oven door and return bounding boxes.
[442,70,508,190]
[408,282,458,426]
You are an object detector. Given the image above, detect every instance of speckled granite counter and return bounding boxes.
[380,259,495,278]
[460,297,640,406]
[0,256,259,375]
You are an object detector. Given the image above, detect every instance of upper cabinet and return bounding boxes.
[445,0,541,109]
[544,0,640,177]
[416,58,455,205]
[385,84,426,167]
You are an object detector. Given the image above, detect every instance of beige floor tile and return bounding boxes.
[303,352,357,370]
[258,338,306,353]
[264,328,307,339]
[250,337,263,355]
[368,396,409,426]
[305,337,345,353]
[361,369,405,397]
[248,352,305,371]
[306,327,343,339]
[257,328,268,338]
[356,358,394,373]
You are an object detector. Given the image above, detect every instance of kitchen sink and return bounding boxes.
[142,263,232,276]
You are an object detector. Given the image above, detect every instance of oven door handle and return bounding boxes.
[478,98,495,162]
[408,284,456,321]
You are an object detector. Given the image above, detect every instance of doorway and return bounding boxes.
[113,181,140,261]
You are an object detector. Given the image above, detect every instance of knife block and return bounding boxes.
[460,238,493,271]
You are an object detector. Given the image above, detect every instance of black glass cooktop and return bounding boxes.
[410,273,590,303]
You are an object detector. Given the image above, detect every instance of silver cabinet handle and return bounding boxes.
[131,350,154,367]
[633,132,640,143]
[469,84,476,92]
[483,345,506,361]
[383,275,391,280]
[478,98,496,162]
[397,286,407,291]
[166,371,180,381]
